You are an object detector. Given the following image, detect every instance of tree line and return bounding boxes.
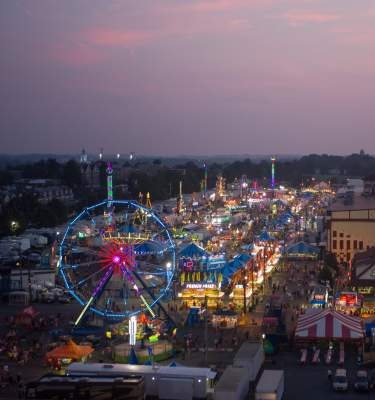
[1,151,375,236]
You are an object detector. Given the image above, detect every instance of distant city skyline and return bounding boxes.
[1,0,375,155]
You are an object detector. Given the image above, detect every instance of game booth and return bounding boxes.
[212,309,238,329]
[310,286,329,308]
[335,291,362,315]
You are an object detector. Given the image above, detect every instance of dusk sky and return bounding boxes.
[1,0,375,156]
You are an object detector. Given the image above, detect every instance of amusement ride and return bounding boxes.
[58,162,176,326]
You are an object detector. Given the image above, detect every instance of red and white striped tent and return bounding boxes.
[295,309,364,341]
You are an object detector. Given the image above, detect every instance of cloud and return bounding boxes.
[84,29,154,48]
[50,44,104,67]
[226,18,251,30]
[282,10,341,27]
[184,0,244,13]
[331,26,375,47]
[177,0,275,13]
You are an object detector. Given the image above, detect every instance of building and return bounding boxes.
[337,179,364,196]
[351,247,375,317]
[351,247,375,296]
[326,191,375,263]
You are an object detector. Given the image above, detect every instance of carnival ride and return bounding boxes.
[59,163,176,325]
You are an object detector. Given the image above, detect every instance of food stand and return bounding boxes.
[178,243,225,308]
[178,283,224,308]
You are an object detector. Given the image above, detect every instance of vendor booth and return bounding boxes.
[310,286,329,308]
[285,241,319,260]
[178,242,225,308]
[335,291,362,314]
[46,339,93,370]
[212,309,238,329]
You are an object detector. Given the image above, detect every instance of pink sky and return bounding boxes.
[1,0,375,155]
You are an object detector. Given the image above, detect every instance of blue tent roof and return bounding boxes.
[286,241,319,255]
[222,258,244,281]
[135,240,163,255]
[284,210,293,217]
[179,243,208,258]
[234,253,252,264]
[128,347,138,365]
[258,230,274,242]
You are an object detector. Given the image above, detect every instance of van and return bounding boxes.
[354,370,369,392]
[332,369,348,391]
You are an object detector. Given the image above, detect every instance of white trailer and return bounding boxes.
[233,342,264,382]
[214,366,249,400]
[255,370,284,400]
[67,363,216,400]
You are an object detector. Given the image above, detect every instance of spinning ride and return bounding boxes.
[59,199,176,324]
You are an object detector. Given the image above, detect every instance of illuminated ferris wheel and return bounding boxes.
[58,165,175,323]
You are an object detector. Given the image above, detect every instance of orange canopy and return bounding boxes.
[46,340,93,360]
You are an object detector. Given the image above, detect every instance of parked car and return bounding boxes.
[332,369,348,392]
[354,370,369,392]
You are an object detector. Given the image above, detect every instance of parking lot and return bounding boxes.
[271,351,375,400]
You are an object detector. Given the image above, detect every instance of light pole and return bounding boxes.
[204,295,208,364]
[10,220,18,235]
[242,276,248,314]
[250,260,255,309]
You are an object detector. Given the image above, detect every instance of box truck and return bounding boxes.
[255,370,284,400]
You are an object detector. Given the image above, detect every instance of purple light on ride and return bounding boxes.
[92,265,114,298]
[113,255,121,264]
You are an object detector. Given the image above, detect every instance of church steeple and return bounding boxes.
[80,148,88,164]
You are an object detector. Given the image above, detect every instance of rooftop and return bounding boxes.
[352,247,375,265]
[215,366,248,391]
[329,194,375,212]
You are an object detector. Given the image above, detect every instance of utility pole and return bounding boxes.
[251,260,255,308]
[242,276,247,314]
[263,246,266,295]
[204,295,208,364]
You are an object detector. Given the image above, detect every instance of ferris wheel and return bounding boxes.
[58,199,176,324]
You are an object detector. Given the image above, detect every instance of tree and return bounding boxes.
[0,169,13,186]
[62,160,82,187]
[325,252,338,271]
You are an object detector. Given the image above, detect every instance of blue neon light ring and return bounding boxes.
[59,199,176,321]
